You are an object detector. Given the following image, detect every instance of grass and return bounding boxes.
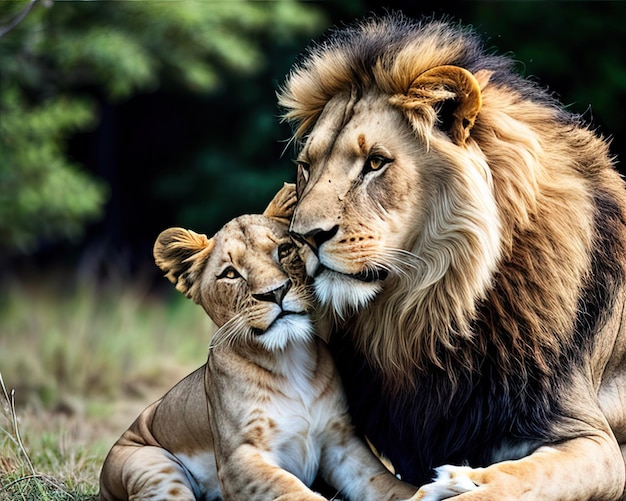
[1,373,96,500]
[0,274,215,499]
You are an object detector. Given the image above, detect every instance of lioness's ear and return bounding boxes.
[153,227,214,303]
[390,65,482,145]
[263,182,297,225]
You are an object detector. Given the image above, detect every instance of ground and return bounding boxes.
[0,276,212,500]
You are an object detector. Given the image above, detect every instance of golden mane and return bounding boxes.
[279,14,619,390]
[280,15,495,139]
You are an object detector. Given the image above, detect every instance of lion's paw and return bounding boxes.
[409,465,478,501]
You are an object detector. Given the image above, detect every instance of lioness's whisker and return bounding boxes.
[209,314,249,350]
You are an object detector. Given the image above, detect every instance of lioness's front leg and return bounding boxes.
[216,444,326,501]
[412,432,625,501]
[99,444,197,501]
[320,430,417,501]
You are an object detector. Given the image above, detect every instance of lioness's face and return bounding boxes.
[154,215,313,351]
[204,216,310,329]
[290,91,427,313]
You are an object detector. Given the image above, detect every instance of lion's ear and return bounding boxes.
[153,227,215,303]
[391,65,482,145]
[263,182,297,225]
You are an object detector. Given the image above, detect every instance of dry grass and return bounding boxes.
[0,275,214,499]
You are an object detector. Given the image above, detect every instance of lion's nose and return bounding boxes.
[252,280,291,306]
[290,225,338,255]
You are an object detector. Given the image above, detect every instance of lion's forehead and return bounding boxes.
[297,91,421,224]
[304,92,355,159]
[304,92,411,167]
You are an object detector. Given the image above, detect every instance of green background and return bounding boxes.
[1,0,624,281]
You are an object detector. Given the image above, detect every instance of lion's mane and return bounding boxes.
[279,14,626,482]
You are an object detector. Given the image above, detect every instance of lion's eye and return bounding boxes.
[216,266,241,280]
[363,155,391,174]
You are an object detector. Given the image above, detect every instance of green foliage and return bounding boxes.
[0,85,105,251]
[38,0,324,99]
[0,0,325,253]
[155,135,294,235]
[465,2,626,138]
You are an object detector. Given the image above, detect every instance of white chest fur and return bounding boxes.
[264,341,342,485]
[213,335,345,489]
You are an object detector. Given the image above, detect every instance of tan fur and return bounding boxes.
[389,65,482,145]
[281,15,626,500]
[99,184,416,501]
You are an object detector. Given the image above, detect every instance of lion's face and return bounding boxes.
[287,60,500,320]
[154,214,314,351]
[290,91,428,314]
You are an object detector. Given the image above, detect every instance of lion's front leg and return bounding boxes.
[410,434,625,501]
[408,466,478,501]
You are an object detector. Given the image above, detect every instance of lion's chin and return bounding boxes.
[314,268,382,319]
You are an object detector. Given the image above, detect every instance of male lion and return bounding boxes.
[99,185,417,501]
[279,14,626,500]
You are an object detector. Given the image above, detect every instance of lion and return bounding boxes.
[278,14,626,500]
[98,184,417,501]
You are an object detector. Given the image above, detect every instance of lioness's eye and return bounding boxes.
[293,159,310,197]
[216,266,241,280]
[364,155,391,174]
[293,160,310,179]
[277,242,294,260]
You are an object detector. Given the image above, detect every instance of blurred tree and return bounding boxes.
[0,0,325,253]
[464,2,626,155]
[4,0,623,271]
[0,85,101,252]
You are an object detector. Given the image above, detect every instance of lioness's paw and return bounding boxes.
[409,465,478,501]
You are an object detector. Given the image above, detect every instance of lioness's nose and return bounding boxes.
[290,225,338,255]
[252,280,291,306]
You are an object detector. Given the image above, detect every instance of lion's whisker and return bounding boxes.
[384,247,427,267]
[376,247,427,280]
[369,258,410,280]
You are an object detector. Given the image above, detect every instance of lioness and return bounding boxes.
[98,185,417,501]
[279,13,626,501]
